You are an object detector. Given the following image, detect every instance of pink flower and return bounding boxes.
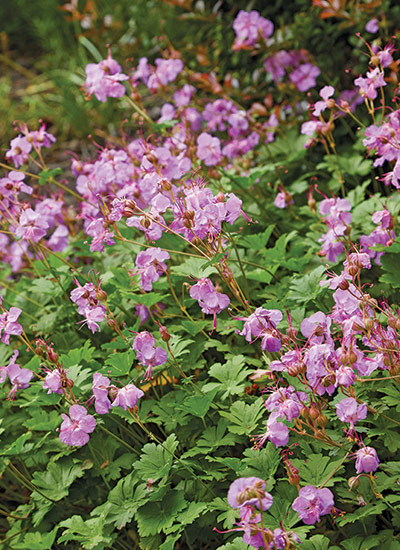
[43,370,63,394]
[196,133,222,166]
[189,278,229,328]
[313,86,335,116]
[6,135,32,167]
[0,306,23,345]
[84,53,128,103]
[354,68,386,100]
[290,64,320,92]
[335,397,367,427]
[132,331,167,380]
[227,477,273,510]
[15,208,49,242]
[365,17,379,33]
[111,384,144,410]
[92,373,111,414]
[135,248,170,292]
[355,446,379,474]
[232,10,274,50]
[59,405,96,447]
[292,485,334,525]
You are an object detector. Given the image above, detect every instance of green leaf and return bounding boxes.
[105,350,134,377]
[18,528,57,550]
[176,388,217,418]
[219,397,264,435]
[104,475,147,529]
[240,225,275,249]
[58,514,116,549]
[135,491,186,536]
[203,355,251,399]
[288,265,327,304]
[336,502,386,526]
[38,167,63,186]
[301,534,340,550]
[133,434,178,482]
[216,537,251,549]
[292,453,346,487]
[32,459,88,501]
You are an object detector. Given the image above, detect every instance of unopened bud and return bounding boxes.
[96,289,108,302]
[396,319,400,331]
[347,264,359,277]
[326,98,335,109]
[309,403,320,420]
[370,55,380,67]
[288,472,300,486]
[140,217,151,229]
[62,377,74,389]
[316,413,328,427]
[349,350,358,364]
[160,178,172,191]
[47,349,59,364]
[388,316,397,329]
[300,406,309,418]
[286,327,297,340]
[159,324,171,342]
[107,318,117,329]
[216,192,225,203]
[364,317,374,331]
[339,279,350,291]
[308,198,316,211]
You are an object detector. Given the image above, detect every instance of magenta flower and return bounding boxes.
[227,477,273,510]
[6,135,32,167]
[313,86,335,116]
[0,306,23,345]
[5,350,33,395]
[289,63,320,92]
[132,331,167,380]
[84,53,128,103]
[189,278,229,328]
[196,132,222,166]
[232,10,274,50]
[292,485,334,524]
[92,373,111,414]
[111,384,144,410]
[43,370,63,394]
[355,446,379,474]
[354,68,386,100]
[335,397,367,427]
[135,247,170,292]
[59,404,96,447]
[15,208,49,242]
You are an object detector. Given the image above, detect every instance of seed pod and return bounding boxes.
[309,403,320,420]
[364,317,374,331]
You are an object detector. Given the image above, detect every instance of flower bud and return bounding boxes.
[388,316,397,329]
[107,318,117,329]
[339,279,350,290]
[316,413,328,427]
[140,217,151,229]
[347,264,359,277]
[286,327,298,340]
[288,472,301,486]
[96,289,108,302]
[364,317,374,331]
[396,319,400,331]
[160,178,172,191]
[159,324,171,342]
[309,403,320,420]
[349,350,358,364]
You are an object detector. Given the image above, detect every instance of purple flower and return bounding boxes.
[290,64,320,92]
[196,133,222,166]
[313,86,335,116]
[355,446,379,474]
[59,404,96,447]
[227,477,273,510]
[232,10,274,50]
[92,373,111,414]
[354,68,386,100]
[0,306,23,345]
[292,485,334,524]
[132,331,167,380]
[135,247,170,292]
[15,208,49,242]
[84,53,128,103]
[365,17,379,33]
[335,397,367,427]
[43,370,63,394]
[189,278,229,328]
[111,384,144,410]
[79,306,105,334]
[6,135,32,167]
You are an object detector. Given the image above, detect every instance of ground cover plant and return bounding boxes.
[2,1,400,549]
